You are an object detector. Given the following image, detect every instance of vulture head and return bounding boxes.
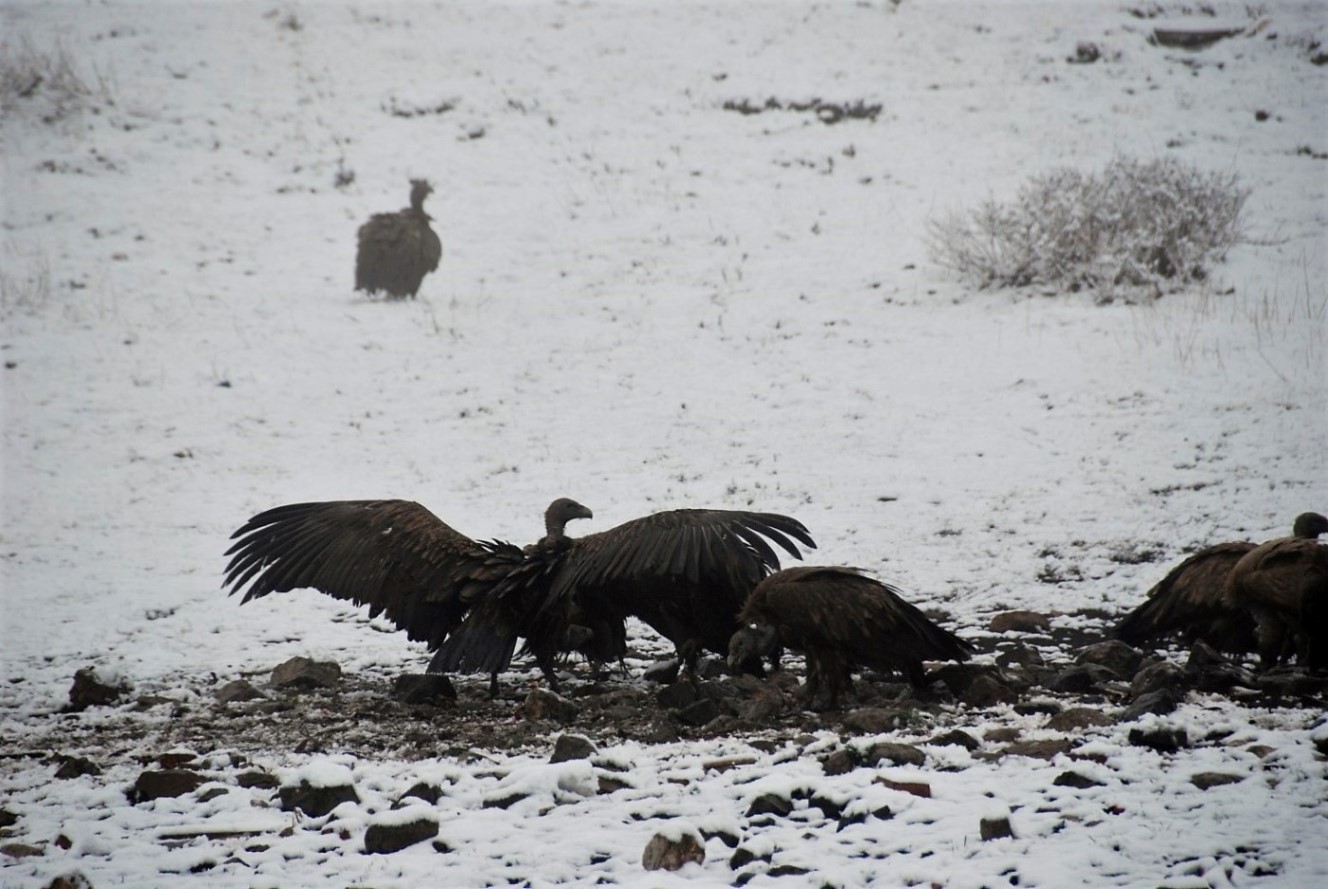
[543,498,594,544]
[1293,512,1328,539]
[408,178,434,214]
[727,623,780,677]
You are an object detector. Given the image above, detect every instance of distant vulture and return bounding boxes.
[727,566,975,710]
[354,179,442,299]
[1115,512,1327,656]
[1223,512,1328,668]
[224,498,814,695]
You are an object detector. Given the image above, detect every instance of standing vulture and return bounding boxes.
[727,566,974,710]
[1115,512,1327,656]
[1223,512,1328,668]
[354,179,442,299]
[223,497,814,695]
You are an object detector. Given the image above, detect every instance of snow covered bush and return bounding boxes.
[927,156,1249,298]
[1,35,109,122]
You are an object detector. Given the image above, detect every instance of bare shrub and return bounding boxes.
[1,35,110,122]
[927,156,1250,299]
[0,247,53,317]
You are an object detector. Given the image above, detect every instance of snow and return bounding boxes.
[2,0,1327,886]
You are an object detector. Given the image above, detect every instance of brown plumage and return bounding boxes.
[1114,512,1328,654]
[1223,512,1328,668]
[728,566,974,710]
[224,497,814,695]
[354,179,442,299]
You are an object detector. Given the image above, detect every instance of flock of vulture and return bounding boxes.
[305,184,1328,708]
[221,493,1328,710]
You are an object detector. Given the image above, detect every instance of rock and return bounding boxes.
[1130,660,1187,698]
[1053,771,1105,789]
[642,658,681,684]
[235,770,280,789]
[1002,738,1072,760]
[1014,700,1062,717]
[745,792,793,818]
[1076,640,1143,677]
[1048,663,1117,693]
[995,642,1045,669]
[700,826,740,848]
[598,775,631,795]
[1120,688,1180,721]
[0,807,16,829]
[656,681,697,710]
[864,741,927,767]
[874,776,931,798]
[642,826,705,871]
[1256,669,1328,698]
[53,756,101,779]
[215,679,265,704]
[964,673,1020,707]
[549,734,597,763]
[1,842,45,859]
[483,792,529,810]
[130,769,206,803]
[279,779,360,818]
[364,814,438,853]
[729,846,770,870]
[927,729,981,751]
[521,688,578,724]
[984,727,1021,744]
[269,657,342,690]
[676,697,722,727]
[391,673,456,704]
[737,694,784,723]
[821,748,859,775]
[809,794,844,820]
[988,610,1051,633]
[841,707,902,734]
[1190,772,1244,790]
[1068,41,1101,64]
[1046,707,1114,732]
[980,815,1015,840]
[1128,725,1188,754]
[68,667,128,712]
[398,782,443,806]
[695,655,727,680]
[44,874,94,889]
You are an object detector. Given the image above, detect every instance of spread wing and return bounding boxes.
[1115,542,1255,649]
[222,500,509,648]
[544,508,815,653]
[548,508,814,605]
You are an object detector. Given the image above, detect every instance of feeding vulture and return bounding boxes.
[1223,512,1328,669]
[354,179,442,299]
[1115,512,1327,656]
[223,497,814,695]
[727,566,975,710]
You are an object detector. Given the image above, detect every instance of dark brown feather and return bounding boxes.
[735,566,973,708]
[355,179,442,299]
[223,500,502,649]
[543,509,816,664]
[1225,532,1328,667]
[1114,542,1257,653]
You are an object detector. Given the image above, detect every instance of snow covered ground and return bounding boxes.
[2,1,1326,886]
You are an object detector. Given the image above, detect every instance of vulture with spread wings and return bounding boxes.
[223,497,814,695]
[1115,512,1327,657]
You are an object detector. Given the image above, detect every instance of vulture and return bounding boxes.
[354,179,442,299]
[1115,512,1327,656]
[727,566,975,710]
[223,497,814,696]
[1223,511,1328,669]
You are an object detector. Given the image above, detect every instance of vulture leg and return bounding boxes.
[487,672,501,701]
[677,638,702,686]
